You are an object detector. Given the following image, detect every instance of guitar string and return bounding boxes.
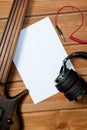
[0,0,20,71]
[0,0,17,81]
[0,0,18,73]
[1,0,28,81]
[0,0,18,56]
[0,0,22,80]
[0,0,22,72]
[0,0,21,79]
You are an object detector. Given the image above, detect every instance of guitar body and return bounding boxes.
[0,84,28,130]
[0,0,29,129]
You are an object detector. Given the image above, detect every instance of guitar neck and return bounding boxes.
[0,0,29,83]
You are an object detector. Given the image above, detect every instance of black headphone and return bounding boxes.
[55,51,87,101]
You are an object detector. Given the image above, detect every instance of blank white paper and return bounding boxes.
[13,17,73,104]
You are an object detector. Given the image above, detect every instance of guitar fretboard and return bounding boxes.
[0,0,29,83]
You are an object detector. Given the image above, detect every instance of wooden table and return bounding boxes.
[0,0,87,129]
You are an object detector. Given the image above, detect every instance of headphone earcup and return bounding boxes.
[55,69,87,101]
[56,69,78,92]
[64,77,87,101]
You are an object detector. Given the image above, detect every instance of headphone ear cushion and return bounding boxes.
[56,69,78,92]
[56,69,87,101]
[64,78,87,101]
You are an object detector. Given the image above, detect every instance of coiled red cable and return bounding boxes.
[54,5,87,44]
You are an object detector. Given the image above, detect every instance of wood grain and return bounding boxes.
[0,0,87,18]
[22,109,87,130]
[0,0,87,129]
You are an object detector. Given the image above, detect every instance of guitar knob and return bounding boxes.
[7,119,13,124]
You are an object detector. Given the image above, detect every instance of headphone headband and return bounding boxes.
[63,52,87,72]
[64,51,87,63]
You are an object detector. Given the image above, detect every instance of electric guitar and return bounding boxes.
[0,0,29,129]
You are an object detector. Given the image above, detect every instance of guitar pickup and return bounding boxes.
[0,107,4,121]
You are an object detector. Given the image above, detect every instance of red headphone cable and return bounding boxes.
[54,5,87,44]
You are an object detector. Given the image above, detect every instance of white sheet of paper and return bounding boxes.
[13,17,73,104]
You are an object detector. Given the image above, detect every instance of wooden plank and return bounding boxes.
[0,0,87,18]
[0,0,13,18]
[28,0,87,16]
[22,109,87,130]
